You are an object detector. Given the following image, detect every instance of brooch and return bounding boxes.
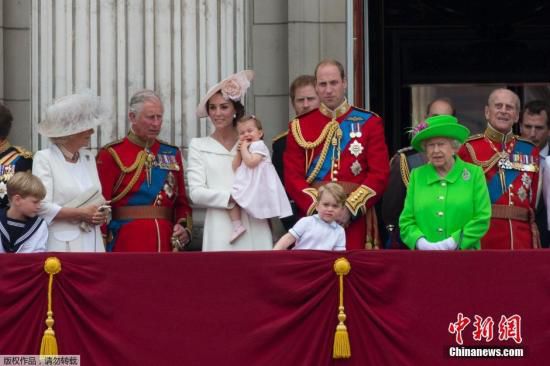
[462,168,471,181]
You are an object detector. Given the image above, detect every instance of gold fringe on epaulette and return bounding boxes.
[40,257,62,357]
[332,257,351,359]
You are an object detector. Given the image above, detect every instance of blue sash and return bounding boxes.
[307,109,372,181]
[487,140,535,203]
[107,144,178,251]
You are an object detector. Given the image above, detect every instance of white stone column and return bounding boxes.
[31,0,247,152]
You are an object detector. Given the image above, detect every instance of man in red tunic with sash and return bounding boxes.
[97,90,192,252]
[458,88,540,249]
[284,59,390,249]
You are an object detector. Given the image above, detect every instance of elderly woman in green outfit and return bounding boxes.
[399,115,491,250]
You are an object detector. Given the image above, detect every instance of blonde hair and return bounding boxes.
[7,172,47,200]
[318,183,346,206]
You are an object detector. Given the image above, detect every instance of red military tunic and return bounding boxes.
[96,131,192,252]
[284,100,390,249]
[458,126,540,249]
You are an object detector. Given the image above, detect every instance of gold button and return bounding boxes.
[441,182,446,186]
[437,211,444,216]
[332,178,338,182]
[333,170,338,175]
[438,196,444,200]
[438,228,443,233]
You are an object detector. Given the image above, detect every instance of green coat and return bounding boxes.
[399,156,491,250]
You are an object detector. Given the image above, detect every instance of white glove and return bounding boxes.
[416,237,456,250]
[416,237,438,250]
[435,237,458,250]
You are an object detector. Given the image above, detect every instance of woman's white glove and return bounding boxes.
[435,237,458,250]
[416,237,457,250]
[416,237,436,250]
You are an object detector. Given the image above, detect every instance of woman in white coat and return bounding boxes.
[187,70,272,251]
[33,93,110,252]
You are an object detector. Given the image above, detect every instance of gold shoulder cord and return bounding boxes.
[107,148,147,203]
[399,153,410,187]
[291,119,340,183]
[464,142,501,173]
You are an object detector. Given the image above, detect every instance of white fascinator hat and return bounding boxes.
[196,70,254,118]
[38,91,110,138]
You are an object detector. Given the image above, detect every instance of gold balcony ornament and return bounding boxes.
[332,257,351,359]
[40,257,62,357]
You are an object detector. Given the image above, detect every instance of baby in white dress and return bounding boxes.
[229,115,292,242]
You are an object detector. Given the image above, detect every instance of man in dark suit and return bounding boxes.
[272,75,320,230]
[520,100,550,247]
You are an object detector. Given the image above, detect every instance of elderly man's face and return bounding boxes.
[130,99,163,140]
[485,90,519,134]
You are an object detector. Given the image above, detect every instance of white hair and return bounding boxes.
[128,89,162,116]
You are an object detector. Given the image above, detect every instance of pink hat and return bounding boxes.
[196,70,254,118]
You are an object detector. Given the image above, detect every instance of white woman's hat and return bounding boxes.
[196,70,254,118]
[38,92,110,138]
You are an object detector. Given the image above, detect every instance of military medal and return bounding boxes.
[349,122,363,139]
[354,122,362,138]
[0,182,6,199]
[163,171,176,198]
[349,140,364,157]
[351,160,362,176]
[521,172,532,188]
[517,185,527,202]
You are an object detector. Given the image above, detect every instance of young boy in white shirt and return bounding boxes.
[274,182,346,251]
[0,172,48,253]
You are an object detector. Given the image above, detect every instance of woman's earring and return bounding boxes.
[233,114,237,118]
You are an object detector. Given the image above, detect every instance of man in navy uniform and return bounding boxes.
[0,103,32,208]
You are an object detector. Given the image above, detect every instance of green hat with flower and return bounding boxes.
[411,115,470,152]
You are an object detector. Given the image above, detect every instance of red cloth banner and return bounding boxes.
[0,251,548,365]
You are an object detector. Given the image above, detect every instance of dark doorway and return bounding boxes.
[366,0,550,153]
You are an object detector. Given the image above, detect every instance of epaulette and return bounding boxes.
[13,146,33,159]
[351,105,380,118]
[465,133,484,142]
[515,136,536,146]
[158,139,179,149]
[101,137,125,150]
[272,130,288,143]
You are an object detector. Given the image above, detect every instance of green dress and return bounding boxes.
[399,156,491,250]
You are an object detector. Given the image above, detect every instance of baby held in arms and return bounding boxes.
[228,115,292,243]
